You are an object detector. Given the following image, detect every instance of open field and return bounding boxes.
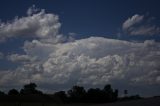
[0,97,160,106]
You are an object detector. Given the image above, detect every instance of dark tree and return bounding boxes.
[0,91,5,96]
[67,85,86,102]
[113,89,118,101]
[104,84,112,91]
[0,83,123,103]
[54,91,68,102]
[8,89,19,95]
[87,88,105,103]
[103,84,114,102]
[20,83,42,95]
[124,89,128,97]
[24,83,37,90]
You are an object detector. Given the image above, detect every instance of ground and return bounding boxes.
[0,97,160,106]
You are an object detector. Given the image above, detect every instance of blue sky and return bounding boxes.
[0,0,160,96]
[0,0,160,39]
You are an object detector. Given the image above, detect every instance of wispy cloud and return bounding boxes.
[7,54,34,63]
[122,14,160,36]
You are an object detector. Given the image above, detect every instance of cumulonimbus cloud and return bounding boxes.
[0,6,160,96]
[3,37,160,93]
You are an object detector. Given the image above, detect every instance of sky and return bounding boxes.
[0,0,160,96]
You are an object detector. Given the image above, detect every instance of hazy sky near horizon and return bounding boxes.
[0,0,160,96]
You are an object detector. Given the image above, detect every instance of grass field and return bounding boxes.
[0,97,160,106]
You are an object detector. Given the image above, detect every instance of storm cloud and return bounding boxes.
[0,6,160,96]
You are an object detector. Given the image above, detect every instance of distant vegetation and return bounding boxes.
[0,83,141,103]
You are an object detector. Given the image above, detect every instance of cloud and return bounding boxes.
[0,6,160,96]
[0,52,4,59]
[0,6,62,43]
[123,14,144,30]
[1,37,160,94]
[27,5,39,16]
[42,37,160,86]
[7,54,35,63]
[122,14,160,36]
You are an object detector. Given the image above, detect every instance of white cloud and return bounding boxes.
[1,37,160,94]
[23,40,57,61]
[7,54,35,63]
[27,5,39,16]
[122,14,160,36]
[42,37,160,86]
[0,6,61,43]
[129,26,160,36]
[123,14,144,30]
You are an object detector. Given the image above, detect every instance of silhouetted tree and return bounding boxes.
[124,89,128,97]
[0,83,127,103]
[67,85,86,102]
[24,83,37,90]
[87,88,105,103]
[67,84,119,103]
[113,89,118,101]
[104,84,112,91]
[103,84,114,102]
[0,90,5,96]
[54,91,68,103]
[20,83,42,95]
[8,89,19,95]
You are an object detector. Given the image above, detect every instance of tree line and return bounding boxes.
[0,83,141,103]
